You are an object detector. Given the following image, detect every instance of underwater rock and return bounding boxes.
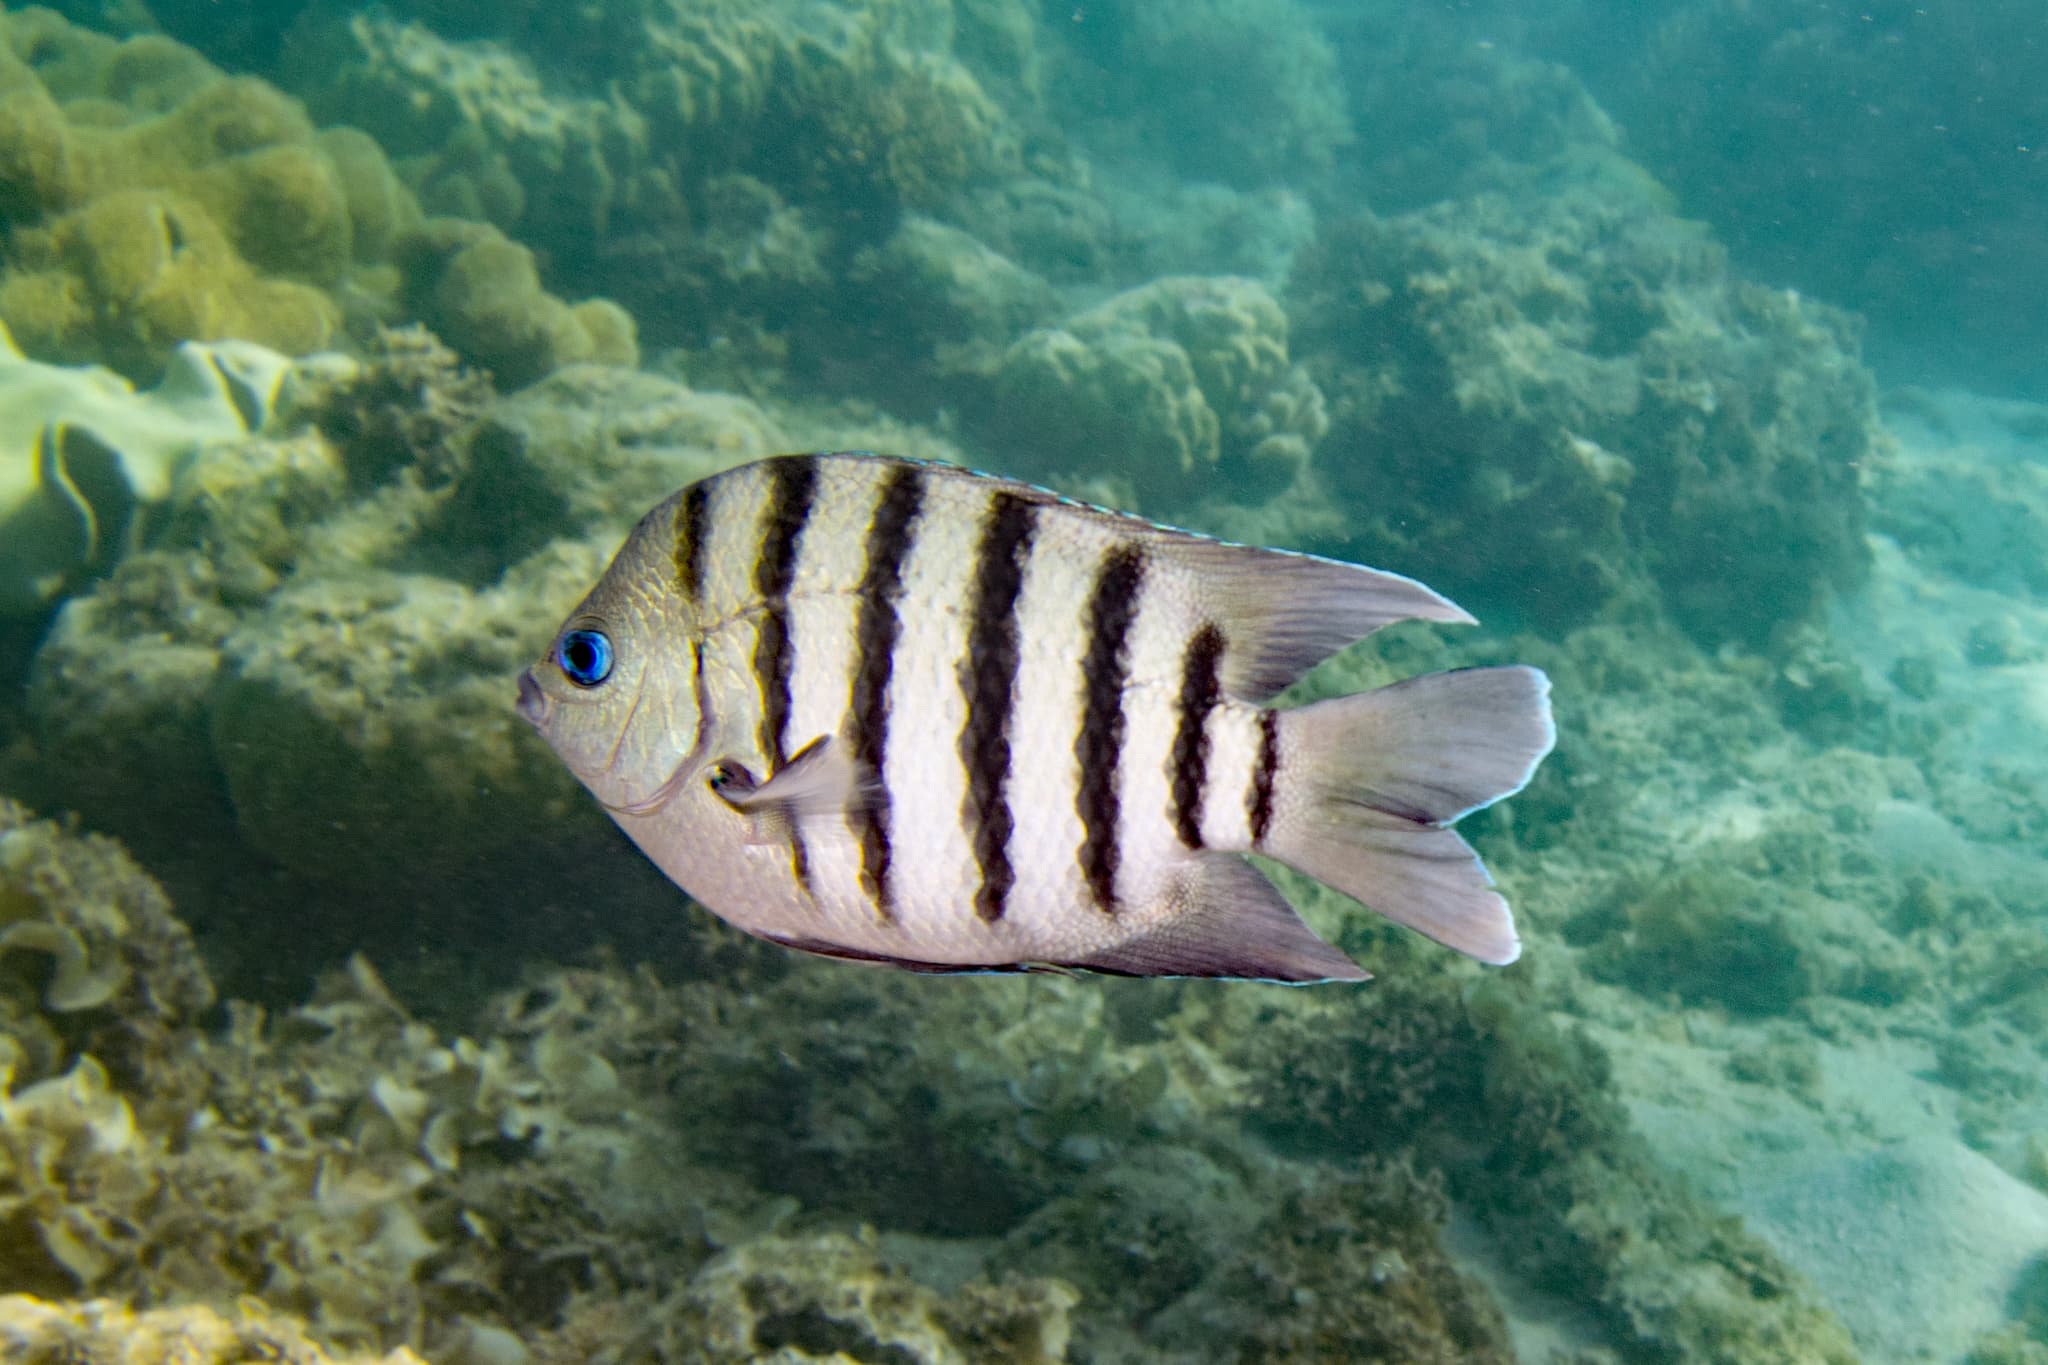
[1150,1160,1513,1365]
[1289,187,1877,647]
[0,320,307,615]
[1319,3,1637,212]
[0,797,213,1094]
[295,324,491,492]
[991,275,1326,509]
[457,363,783,564]
[995,1145,1266,1328]
[1222,967,1860,1364]
[288,9,661,246]
[677,1228,1077,1365]
[0,1295,427,1364]
[206,553,599,889]
[280,0,1029,383]
[394,217,637,390]
[1583,863,1830,1016]
[0,9,420,377]
[16,346,795,985]
[834,213,1058,408]
[21,427,352,875]
[590,172,832,358]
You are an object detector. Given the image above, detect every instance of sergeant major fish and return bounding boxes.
[516,453,1555,982]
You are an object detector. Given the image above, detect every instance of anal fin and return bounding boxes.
[1075,855,1369,984]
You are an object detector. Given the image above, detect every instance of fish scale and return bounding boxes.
[518,452,1557,981]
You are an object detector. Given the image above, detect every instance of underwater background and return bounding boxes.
[0,0,2044,1360]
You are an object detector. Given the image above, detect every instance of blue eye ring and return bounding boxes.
[557,628,614,688]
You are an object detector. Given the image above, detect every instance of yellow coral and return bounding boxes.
[0,1295,428,1364]
[398,218,637,388]
[3,189,338,376]
[0,10,418,379]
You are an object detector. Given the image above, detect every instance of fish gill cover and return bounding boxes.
[0,0,2040,1362]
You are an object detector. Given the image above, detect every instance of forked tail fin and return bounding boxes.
[1263,666,1555,965]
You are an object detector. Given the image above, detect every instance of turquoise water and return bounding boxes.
[0,1,2045,1361]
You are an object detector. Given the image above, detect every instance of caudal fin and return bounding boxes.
[1264,666,1554,965]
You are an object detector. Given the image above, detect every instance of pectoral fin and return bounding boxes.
[712,736,872,822]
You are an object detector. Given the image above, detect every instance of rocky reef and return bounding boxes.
[0,7,633,389]
[1287,187,1875,648]
[2,0,2038,1361]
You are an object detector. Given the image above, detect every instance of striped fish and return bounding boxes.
[516,453,1554,982]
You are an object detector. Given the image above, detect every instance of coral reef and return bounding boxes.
[0,9,401,376]
[1288,186,1877,646]
[0,7,2014,1363]
[0,9,637,392]
[13,347,785,995]
[0,797,212,1093]
[1045,0,1350,188]
[990,275,1327,512]
[835,212,1057,409]
[1227,965,1860,1364]
[1149,1161,1514,1364]
[0,1295,426,1363]
[1315,2,1641,212]
[0,320,304,615]
[393,217,637,390]
[288,0,1020,355]
[667,1229,1076,1364]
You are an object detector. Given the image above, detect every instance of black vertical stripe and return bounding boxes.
[1170,623,1226,848]
[958,492,1038,923]
[1248,708,1281,846]
[849,463,925,919]
[750,456,819,889]
[673,482,710,601]
[1074,546,1147,915]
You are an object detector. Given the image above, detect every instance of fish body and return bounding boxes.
[517,453,1554,982]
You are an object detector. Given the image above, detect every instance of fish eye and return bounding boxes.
[557,628,614,688]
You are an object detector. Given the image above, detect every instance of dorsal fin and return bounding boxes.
[1165,537,1475,702]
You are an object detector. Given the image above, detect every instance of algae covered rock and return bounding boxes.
[677,1229,1077,1364]
[0,9,422,378]
[291,0,1020,352]
[0,1296,426,1364]
[1289,186,1876,646]
[1224,969,1860,1364]
[1150,1161,1513,1365]
[992,275,1326,508]
[0,797,213,1094]
[205,551,602,888]
[0,319,311,615]
[16,347,782,986]
[395,217,637,389]
[456,363,782,564]
[837,213,1058,402]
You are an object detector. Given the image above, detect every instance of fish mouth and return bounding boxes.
[515,669,548,727]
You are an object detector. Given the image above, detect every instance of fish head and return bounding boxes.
[517,502,708,815]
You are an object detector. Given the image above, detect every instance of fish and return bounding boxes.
[516,453,1555,982]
